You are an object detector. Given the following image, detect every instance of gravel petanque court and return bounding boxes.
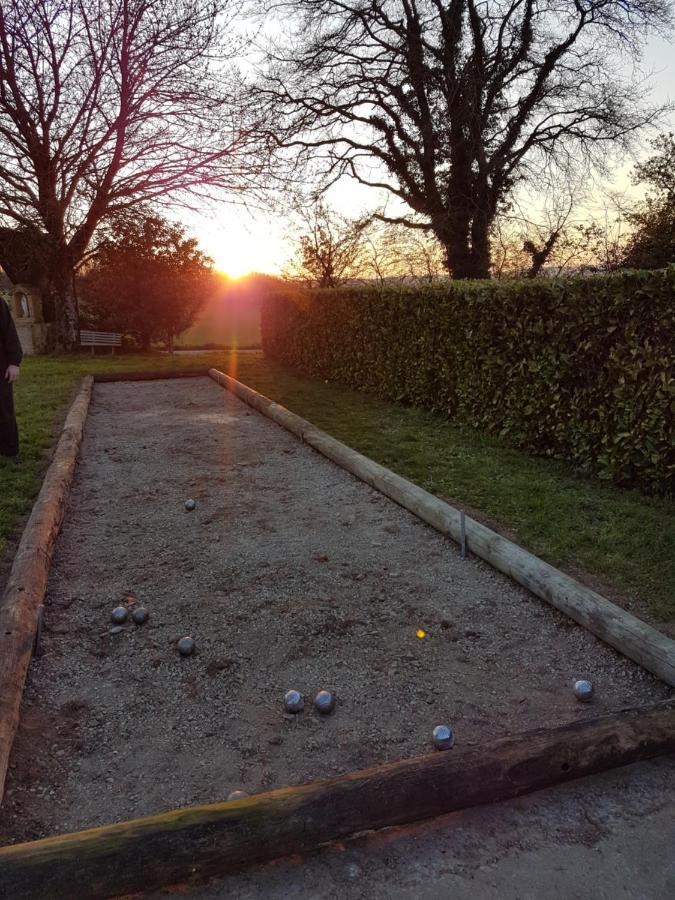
[0,376,670,846]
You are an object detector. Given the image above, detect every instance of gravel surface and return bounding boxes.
[0,377,670,847]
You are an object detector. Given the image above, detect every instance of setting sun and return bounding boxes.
[184,210,291,279]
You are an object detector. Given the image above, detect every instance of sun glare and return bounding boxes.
[189,215,290,279]
[218,258,256,280]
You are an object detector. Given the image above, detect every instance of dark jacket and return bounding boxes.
[1,299,23,371]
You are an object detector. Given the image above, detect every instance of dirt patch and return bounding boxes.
[0,377,670,846]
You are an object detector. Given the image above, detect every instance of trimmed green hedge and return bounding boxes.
[262,268,675,496]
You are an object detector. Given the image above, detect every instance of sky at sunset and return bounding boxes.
[184,31,674,279]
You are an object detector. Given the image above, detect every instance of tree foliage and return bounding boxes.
[622,133,675,269]
[263,268,675,495]
[260,0,669,279]
[79,214,213,349]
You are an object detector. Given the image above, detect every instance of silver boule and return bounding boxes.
[284,690,304,713]
[432,724,455,750]
[178,636,195,657]
[314,690,336,714]
[227,790,249,802]
[131,606,149,625]
[111,606,128,625]
[184,499,196,511]
[573,679,593,702]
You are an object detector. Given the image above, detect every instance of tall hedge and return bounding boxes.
[262,268,675,496]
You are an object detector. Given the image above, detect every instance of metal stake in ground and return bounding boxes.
[460,511,467,560]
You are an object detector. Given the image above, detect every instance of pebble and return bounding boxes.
[109,626,124,635]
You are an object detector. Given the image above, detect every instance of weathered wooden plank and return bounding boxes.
[0,377,93,805]
[93,368,210,383]
[1,700,673,900]
[208,368,675,687]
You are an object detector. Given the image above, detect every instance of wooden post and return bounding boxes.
[208,368,675,687]
[0,377,93,805]
[1,700,673,900]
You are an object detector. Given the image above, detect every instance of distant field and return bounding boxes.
[176,281,262,348]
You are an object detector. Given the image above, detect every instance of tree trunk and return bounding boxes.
[469,207,493,280]
[526,230,561,278]
[444,240,492,280]
[436,207,492,280]
[49,261,80,350]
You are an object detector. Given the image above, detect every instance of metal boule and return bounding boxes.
[178,636,195,657]
[314,690,336,714]
[131,607,149,625]
[573,679,593,702]
[432,724,455,750]
[284,690,304,713]
[111,606,128,625]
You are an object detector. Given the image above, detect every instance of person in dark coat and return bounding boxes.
[0,298,23,457]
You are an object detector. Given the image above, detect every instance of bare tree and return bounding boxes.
[260,0,670,279]
[284,196,447,285]
[0,0,268,347]
[360,218,446,282]
[283,198,370,286]
[492,208,625,278]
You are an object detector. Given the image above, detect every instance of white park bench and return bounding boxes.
[80,330,122,354]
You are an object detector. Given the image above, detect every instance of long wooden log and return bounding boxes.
[0,376,93,805]
[1,700,673,900]
[208,368,675,687]
[93,368,210,383]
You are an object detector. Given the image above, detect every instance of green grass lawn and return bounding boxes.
[2,351,673,624]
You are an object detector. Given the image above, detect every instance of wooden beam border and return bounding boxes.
[0,369,212,807]
[93,367,210,383]
[0,376,93,804]
[0,700,673,900]
[208,368,675,688]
